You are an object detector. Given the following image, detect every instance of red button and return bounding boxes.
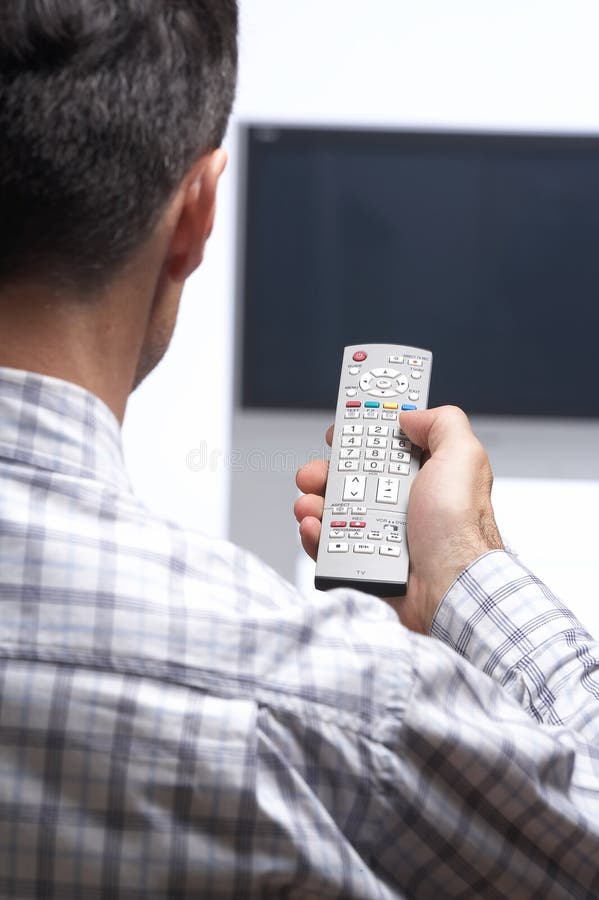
[350,521,366,528]
[331,520,347,528]
[353,351,368,362]
[346,401,361,408]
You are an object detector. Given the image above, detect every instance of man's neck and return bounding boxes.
[0,283,149,424]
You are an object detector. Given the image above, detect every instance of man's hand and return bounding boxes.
[295,406,504,634]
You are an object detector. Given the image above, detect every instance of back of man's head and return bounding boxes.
[0,0,238,293]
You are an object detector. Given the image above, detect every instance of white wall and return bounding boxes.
[122,0,599,539]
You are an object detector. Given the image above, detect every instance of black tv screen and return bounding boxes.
[239,125,599,417]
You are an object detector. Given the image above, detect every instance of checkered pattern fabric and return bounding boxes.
[0,366,598,898]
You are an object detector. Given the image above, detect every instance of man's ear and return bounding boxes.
[167,149,228,283]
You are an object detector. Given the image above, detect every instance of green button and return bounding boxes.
[364,401,380,408]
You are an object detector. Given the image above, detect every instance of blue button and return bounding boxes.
[364,401,380,408]
[401,404,417,411]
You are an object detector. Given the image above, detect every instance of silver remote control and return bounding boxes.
[314,344,433,597]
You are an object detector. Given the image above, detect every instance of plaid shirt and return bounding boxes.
[0,366,598,899]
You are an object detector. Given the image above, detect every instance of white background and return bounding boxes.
[122,1,599,629]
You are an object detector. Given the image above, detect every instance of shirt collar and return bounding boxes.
[0,367,132,493]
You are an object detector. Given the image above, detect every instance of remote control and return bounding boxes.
[314,344,433,597]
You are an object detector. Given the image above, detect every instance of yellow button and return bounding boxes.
[383,403,398,410]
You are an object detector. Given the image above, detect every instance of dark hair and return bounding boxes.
[0,0,238,291]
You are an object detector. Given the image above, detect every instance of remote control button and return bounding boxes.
[328,543,349,553]
[387,533,403,543]
[368,530,383,540]
[349,366,360,375]
[409,392,420,401]
[351,506,367,515]
[392,437,412,449]
[345,389,358,398]
[339,460,359,471]
[372,367,399,378]
[380,544,401,557]
[377,477,400,504]
[408,358,423,367]
[329,529,346,539]
[381,412,396,420]
[353,543,375,554]
[411,371,422,380]
[375,378,393,389]
[346,401,361,408]
[340,449,360,460]
[353,351,368,362]
[331,506,348,514]
[348,529,364,539]
[368,425,389,436]
[391,450,411,463]
[383,403,398,410]
[350,520,366,528]
[389,463,410,475]
[360,374,374,391]
[385,523,402,535]
[364,460,385,473]
[343,475,366,502]
[364,410,379,419]
[401,404,417,411]
[345,410,360,419]
[366,437,386,448]
[331,520,347,528]
[364,401,380,409]
[365,449,386,460]
[395,375,409,394]
[370,389,398,398]
[343,424,363,435]
[389,355,404,364]
[342,436,362,447]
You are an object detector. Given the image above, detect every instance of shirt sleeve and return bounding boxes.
[430,549,599,735]
[368,627,599,898]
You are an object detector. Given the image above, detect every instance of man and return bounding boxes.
[0,1,597,897]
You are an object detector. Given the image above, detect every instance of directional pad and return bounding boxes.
[359,368,409,397]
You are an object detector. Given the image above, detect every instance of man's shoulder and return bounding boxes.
[138,516,414,738]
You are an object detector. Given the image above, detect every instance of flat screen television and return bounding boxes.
[238,125,599,418]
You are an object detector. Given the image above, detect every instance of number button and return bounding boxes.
[343,425,364,435]
[366,437,386,448]
[367,425,389,436]
[342,436,363,447]
[364,460,384,473]
[365,449,386,460]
